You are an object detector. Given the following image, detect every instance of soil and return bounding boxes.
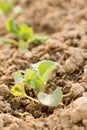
[0,0,87,130]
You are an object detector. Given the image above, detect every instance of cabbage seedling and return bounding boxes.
[0,18,47,50]
[11,60,62,106]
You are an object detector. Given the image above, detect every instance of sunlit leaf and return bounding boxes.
[31,60,57,84]
[11,84,26,97]
[32,35,47,45]
[38,87,62,106]
[14,71,23,83]
[11,84,39,103]
[18,24,34,41]
[5,17,47,50]
[24,69,45,92]
[6,18,18,34]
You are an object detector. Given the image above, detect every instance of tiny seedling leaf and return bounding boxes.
[11,84,39,103]
[6,18,18,34]
[18,24,34,41]
[31,60,57,85]
[11,84,26,97]
[24,69,45,92]
[5,17,47,50]
[38,87,62,106]
[14,71,23,83]
[32,35,47,45]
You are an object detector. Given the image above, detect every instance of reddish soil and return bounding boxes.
[0,0,87,130]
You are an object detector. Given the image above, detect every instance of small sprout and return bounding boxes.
[11,60,62,106]
[38,87,62,107]
[0,0,13,14]
[0,18,48,50]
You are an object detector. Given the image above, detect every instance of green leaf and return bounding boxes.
[14,71,23,83]
[24,69,45,92]
[18,24,34,41]
[11,84,39,103]
[6,18,18,34]
[11,84,26,97]
[0,37,18,45]
[32,35,47,45]
[38,87,62,106]
[31,60,57,85]
[0,0,13,14]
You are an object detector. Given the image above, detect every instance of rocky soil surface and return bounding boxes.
[0,0,87,130]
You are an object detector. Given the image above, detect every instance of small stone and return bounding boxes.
[83,119,87,127]
[0,85,10,98]
[71,83,85,98]
[40,53,50,60]
[64,57,78,73]
[70,97,87,123]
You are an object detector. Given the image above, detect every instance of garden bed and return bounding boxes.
[0,0,87,130]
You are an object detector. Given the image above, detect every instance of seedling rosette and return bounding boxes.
[11,60,62,106]
[0,18,47,50]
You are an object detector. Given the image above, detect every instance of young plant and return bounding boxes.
[0,18,47,50]
[0,0,13,14]
[11,60,62,107]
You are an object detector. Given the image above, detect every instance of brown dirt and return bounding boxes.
[0,0,87,130]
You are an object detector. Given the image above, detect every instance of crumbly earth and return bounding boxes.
[0,0,87,130]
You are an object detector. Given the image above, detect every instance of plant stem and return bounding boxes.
[26,95,39,104]
[10,39,18,45]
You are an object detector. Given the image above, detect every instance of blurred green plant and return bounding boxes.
[0,0,13,14]
[0,18,47,50]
